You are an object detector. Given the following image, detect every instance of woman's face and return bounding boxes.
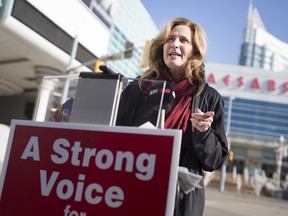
[163,25,193,75]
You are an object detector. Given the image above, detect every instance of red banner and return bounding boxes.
[0,120,181,216]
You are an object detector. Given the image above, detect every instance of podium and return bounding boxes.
[0,71,182,216]
[69,72,122,125]
[33,71,170,128]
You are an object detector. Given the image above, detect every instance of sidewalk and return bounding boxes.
[204,188,288,216]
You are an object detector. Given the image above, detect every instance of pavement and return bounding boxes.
[204,187,288,216]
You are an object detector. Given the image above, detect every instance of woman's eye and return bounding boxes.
[167,35,176,41]
[181,38,188,43]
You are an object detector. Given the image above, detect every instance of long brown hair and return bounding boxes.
[141,17,207,94]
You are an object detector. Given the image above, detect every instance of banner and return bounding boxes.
[0,120,181,216]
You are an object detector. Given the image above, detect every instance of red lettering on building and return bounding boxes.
[223,75,230,86]
[207,72,287,94]
[207,73,216,84]
[238,76,244,87]
[267,80,276,91]
[250,78,261,89]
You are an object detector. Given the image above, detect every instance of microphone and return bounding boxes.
[99,64,119,75]
[148,82,175,113]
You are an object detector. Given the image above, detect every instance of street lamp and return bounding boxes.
[219,96,234,192]
[275,135,285,189]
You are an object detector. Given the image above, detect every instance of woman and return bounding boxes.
[116,17,228,216]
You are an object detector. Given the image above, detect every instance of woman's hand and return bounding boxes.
[51,107,61,122]
[191,108,214,132]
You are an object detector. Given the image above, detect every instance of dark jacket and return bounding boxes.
[116,80,228,216]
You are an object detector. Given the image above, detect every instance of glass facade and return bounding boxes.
[107,0,159,77]
[239,4,288,72]
[231,3,288,179]
[80,0,159,77]
[206,60,288,179]
[223,96,288,141]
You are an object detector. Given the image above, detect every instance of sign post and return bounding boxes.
[0,120,181,216]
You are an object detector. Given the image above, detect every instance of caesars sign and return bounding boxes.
[0,120,181,216]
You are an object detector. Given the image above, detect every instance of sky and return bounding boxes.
[141,0,288,65]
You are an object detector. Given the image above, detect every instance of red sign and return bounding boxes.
[0,120,181,216]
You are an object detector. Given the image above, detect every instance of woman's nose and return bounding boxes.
[171,39,180,48]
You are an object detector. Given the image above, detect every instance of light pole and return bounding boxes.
[220,96,234,192]
[275,135,285,189]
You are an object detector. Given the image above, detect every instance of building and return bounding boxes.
[81,0,159,77]
[206,63,288,179]
[210,2,288,181]
[239,2,288,72]
[0,0,159,125]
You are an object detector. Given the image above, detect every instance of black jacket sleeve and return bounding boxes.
[192,84,228,171]
[116,81,139,126]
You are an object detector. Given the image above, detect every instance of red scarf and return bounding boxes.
[165,79,195,132]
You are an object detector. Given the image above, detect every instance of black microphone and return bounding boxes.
[148,82,175,113]
[99,64,119,75]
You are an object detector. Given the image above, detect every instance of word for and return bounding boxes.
[64,205,86,216]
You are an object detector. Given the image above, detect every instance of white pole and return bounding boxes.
[220,96,234,192]
[276,135,285,188]
[62,36,78,104]
[226,96,234,135]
